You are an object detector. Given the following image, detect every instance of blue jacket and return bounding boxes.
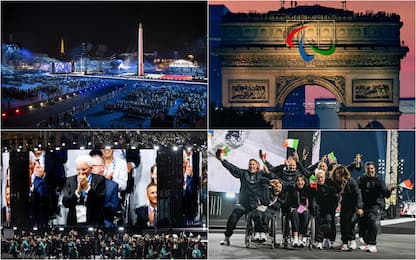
[103,179,119,227]
[31,176,48,225]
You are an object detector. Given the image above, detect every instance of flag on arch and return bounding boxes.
[282,139,299,150]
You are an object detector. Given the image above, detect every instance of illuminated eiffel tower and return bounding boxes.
[60,37,65,57]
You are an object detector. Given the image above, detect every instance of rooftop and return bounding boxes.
[222,5,401,23]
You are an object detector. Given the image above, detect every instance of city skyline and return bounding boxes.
[2,2,207,60]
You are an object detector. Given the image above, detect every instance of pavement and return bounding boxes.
[209,232,415,259]
[209,218,415,259]
[2,82,119,128]
[73,86,140,128]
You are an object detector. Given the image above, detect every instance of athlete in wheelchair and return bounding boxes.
[215,149,269,247]
[245,178,286,248]
[285,174,316,248]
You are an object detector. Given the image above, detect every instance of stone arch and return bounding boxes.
[276,76,345,108]
[363,120,385,129]
[217,5,408,129]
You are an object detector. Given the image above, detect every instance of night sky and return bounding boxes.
[2,1,207,59]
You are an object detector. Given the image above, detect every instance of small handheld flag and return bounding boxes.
[220,146,230,157]
[398,179,414,190]
[309,174,318,190]
[259,149,267,161]
[262,152,267,161]
[283,139,299,150]
[328,152,337,164]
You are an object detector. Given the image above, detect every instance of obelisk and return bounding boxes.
[138,22,144,76]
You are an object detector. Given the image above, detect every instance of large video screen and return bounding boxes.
[2,137,207,230]
[3,148,159,228]
[51,62,72,73]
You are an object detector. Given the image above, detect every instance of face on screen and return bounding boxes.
[76,161,91,177]
[147,185,157,207]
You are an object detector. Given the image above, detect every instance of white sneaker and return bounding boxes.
[323,238,329,248]
[314,242,323,250]
[349,240,357,250]
[254,232,260,241]
[360,244,368,251]
[301,237,307,247]
[339,244,350,251]
[260,232,266,241]
[359,237,365,244]
[282,238,289,247]
[220,236,230,246]
[368,245,378,253]
[329,241,335,248]
[292,237,299,247]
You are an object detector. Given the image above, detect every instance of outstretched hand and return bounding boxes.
[215,149,224,161]
[388,184,396,191]
[259,149,266,162]
[293,152,299,162]
[302,148,309,161]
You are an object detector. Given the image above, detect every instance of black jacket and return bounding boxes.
[125,149,140,194]
[304,161,361,178]
[264,160,310,187]
[62,174,106,226]
[221,160,265,210]
[258,177,287,212]
[330,177,363,211]
[135,206,155,229]
[358,174,392,210]
[286,185,313,211]
[310,181,338,212]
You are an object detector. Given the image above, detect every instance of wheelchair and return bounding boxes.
[280,208,316,250]
[244,208,281,249]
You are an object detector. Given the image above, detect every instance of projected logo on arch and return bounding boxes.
[286,25,336,62]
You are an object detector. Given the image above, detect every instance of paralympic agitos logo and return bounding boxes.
[286,25,336,62]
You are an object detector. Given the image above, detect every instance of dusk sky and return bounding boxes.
[211,0,415,128]
[210,0,415,98]
[2,1,206,59]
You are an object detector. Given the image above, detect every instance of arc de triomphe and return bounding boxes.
[217,5,408,128]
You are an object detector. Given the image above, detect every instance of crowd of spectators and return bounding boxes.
[2,131,207,152]
[104,82,206,128]
[2,74,117,111]
[2,86,39,100]
[2,228,207,259]
[90,131,207,148]
[3,73,206,129]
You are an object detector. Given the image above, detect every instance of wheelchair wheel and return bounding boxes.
[281,214,291,248]
[245,214,254,248]
[308,215,316,250]
[269,216,275,249]
[245,227,251,248]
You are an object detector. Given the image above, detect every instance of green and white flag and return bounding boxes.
[282,139,299,150]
